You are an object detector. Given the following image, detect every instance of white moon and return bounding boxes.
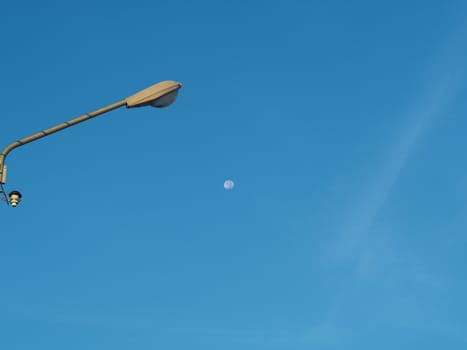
[224,180,235,190]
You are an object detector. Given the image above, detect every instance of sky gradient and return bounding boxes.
[1,1,467,349]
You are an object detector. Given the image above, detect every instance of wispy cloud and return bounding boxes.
[309,15,467,345]
[330,60,466,267]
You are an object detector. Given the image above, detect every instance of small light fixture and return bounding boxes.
[9,190,22,207]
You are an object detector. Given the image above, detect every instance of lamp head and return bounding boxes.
[9,190,22,207]
[126,80,182,108]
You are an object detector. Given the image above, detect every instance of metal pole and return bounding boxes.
[0,99,127,184]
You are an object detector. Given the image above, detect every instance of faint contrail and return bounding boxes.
[311,17,467,346]
[329,23,467,263]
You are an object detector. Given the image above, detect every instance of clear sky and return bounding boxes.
[1,1,467,349]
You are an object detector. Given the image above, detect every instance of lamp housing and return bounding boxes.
[126,80,182,108]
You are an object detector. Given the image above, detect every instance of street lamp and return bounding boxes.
[0,80,182,207]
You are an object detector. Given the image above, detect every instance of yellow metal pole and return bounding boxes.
[0,99,126,184]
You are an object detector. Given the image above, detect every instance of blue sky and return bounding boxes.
[1,1,467,349]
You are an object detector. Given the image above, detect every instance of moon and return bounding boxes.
[224,180,234,190]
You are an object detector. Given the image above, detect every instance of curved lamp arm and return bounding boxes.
[0,99,126,184]
[0,80,181,185]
